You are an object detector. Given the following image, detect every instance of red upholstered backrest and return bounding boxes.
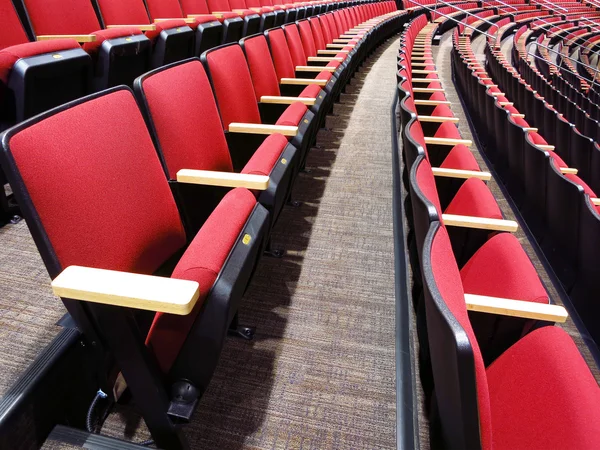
[283,24,307,66]
[95,0,151,25]
[267,28,296,79]
[298,20,317,57]
[204,44,262,126]
[429,225,492,450]
[179,0,211,15]
[206,0,233,13]
[308,17,326,50]
[139,60,233,178]
[145,0,184,20]
[0,0,29,49]
[409,120,427,150]
[6,89,186,274]
[23,0,101,35]
[415,158,442,217]
[242,35,281,99]
[324,14,340,39]
[318,15,332,43]
[228,0,248,9]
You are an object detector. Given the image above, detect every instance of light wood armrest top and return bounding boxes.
[418,115,458,123]
[442,214,518,232]
[536,144,555,151]
[424,137,472,146]
[37,35,96,43]
[177,169,269,190]
[307,56,344,62]
[155,17,196,24]
[464,294,568,323]
[414,99,451,105]
[412,69,438,74]
[261,95,316,106]
[317,50,348,55]
[51,266,200,315]
[106,24,157,31]
[229,122,298,136]
[280,77,328,86]
[187,14,217,19]
[413,87,445,93]
[560,167,578,174]
[327,43,353,49]
[296,65,336,72]
[431,168,491,180]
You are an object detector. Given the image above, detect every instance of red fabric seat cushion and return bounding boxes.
[300,84,321,98]
[440,145,480,171]
[146,187,256,372]
[83,28,143,54]
[460,233,549,304]
[434,121,462,139]
[487,326,600,450]
[428,91,446,101]
[431,104,454,117]
[445,178,502,219]
[275,101,308,126]
[0,39,81,83]
[241,133,288,176]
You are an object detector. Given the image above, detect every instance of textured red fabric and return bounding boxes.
[487,326,600,450]
[445,178,503,219]
[205,45,262,126]
[512,116,529,128]
[145,0,185,19]
[267,29,296,80]
[147,187,256,372]
[309,18,326,50]
[206,0,234,13]
[434,122,462,140]
[243,35,281,100]
[275,101,308,126]
[430,225,493,450]
[0,39,80,84]
[283,24,308,66]
[8,89,186,274]
[24,0,101,35]
[83,28,143,54]
[415,158,443,216]
[440,145,481,171]
[241,133,288,176]
[0,0,30,49]
[431,104,454,117]
[95,0,151,25]
[318,16,333,44]
[529,132,547,145]
[179,0,212,15]
[298,20,317,57]
[549,151,567,168]
[428,91,447,102]
[460,233,549,304]
[139,60,233,178]
[300,84,321,98]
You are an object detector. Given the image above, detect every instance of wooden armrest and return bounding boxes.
[155,17,196,24]
[327,44,353,49]
[414,99,451,105]
[418,116,458,123]
[424,137,472,146]
[524,127,538,132]
[431,168,491,180]
[536,144,555,151]
[51,266,200,315]
[228,122,298,137]
[37,34,96,43]
[317,50,348,55]
[187,14,217,19]
[411,78,437,83]
[261,95,316,106]
[498,102,513,106]
[339,35,359,39]
[307,56,344,62]
[212,10,242,16]
[510,113,525,118]
[106,24,157,31]
[177,169,269,190]
[464,294,568,323]
[560,167,578,175]
[296,65,336,72]
[442,214,518,232]
[490,92,505,96]
[281,78,327,86]
[333,38,354,43]
[413,87,445,93]
[412,69,438,74]
[592,198,600,206]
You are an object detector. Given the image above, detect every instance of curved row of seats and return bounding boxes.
[0,0,395,225]
[0,2,403,447]
[395,10,600,450]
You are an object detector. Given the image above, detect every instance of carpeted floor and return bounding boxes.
[96,39,399,449]
[0,220,66,397]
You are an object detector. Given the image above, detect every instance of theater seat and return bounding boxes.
[134,58,297,231]
[0,87,269,448]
